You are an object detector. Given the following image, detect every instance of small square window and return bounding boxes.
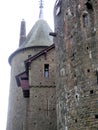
[44,64,49,78]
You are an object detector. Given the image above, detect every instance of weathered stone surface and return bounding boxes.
[54,0,98,130]
[7,48,45,130]
[7,46,56,130]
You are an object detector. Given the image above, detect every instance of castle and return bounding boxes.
[7,0,98,130]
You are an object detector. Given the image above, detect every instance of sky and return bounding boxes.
[0,0,55,130]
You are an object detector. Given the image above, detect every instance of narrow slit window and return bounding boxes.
[83,14,88,27]
[96,70,98,84]
[44,64,49,78]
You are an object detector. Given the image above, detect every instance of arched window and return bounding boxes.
[83,14,89,27]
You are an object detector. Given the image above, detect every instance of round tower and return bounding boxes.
[6,3,53,130]
[54,0,98,130]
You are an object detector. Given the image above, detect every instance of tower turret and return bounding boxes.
[19,19,26,46]
[6,1,56,130]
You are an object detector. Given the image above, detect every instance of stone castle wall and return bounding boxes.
[7,46,57,130]
[54,0,98,130]
[7,47,46,130]
[29,48,55,86]
[26,47,57,130]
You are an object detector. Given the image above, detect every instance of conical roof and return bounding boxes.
[8,19,53,64]
[19,19,53,49]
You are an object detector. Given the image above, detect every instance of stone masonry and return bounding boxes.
[6,15,56,130]
[25,46,56,130]
[54,0,98,130]
[7,47,47,130]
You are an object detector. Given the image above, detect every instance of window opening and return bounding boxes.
[95,115,98,119]
[83,14,89,27]
[76,95,78,98]
[87,69,90,73]
[49,122,52,125]
[87,47,89,50]
[96,70,98,84]
[44,64,49,78]
[23,90,30,98]
[75,119,77,123]
[90,90,93,94]
[85,0,93,10]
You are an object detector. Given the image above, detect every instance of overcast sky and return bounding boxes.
[0,0,55,130]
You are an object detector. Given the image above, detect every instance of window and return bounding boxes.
[95,115,98,119]
[90,90,94,94]
[85,0,93,10]
[44,64,49,78]
[23,90,30,98]
[96,70,98,84]
[83,14,89,27]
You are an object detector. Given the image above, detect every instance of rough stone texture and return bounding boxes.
[26,87,56,130]
[29,48,55,86]
[25,47,56,130]
[7,47,50,130]
[54,0,98,130]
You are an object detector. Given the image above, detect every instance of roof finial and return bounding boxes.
[39,0,44,19]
